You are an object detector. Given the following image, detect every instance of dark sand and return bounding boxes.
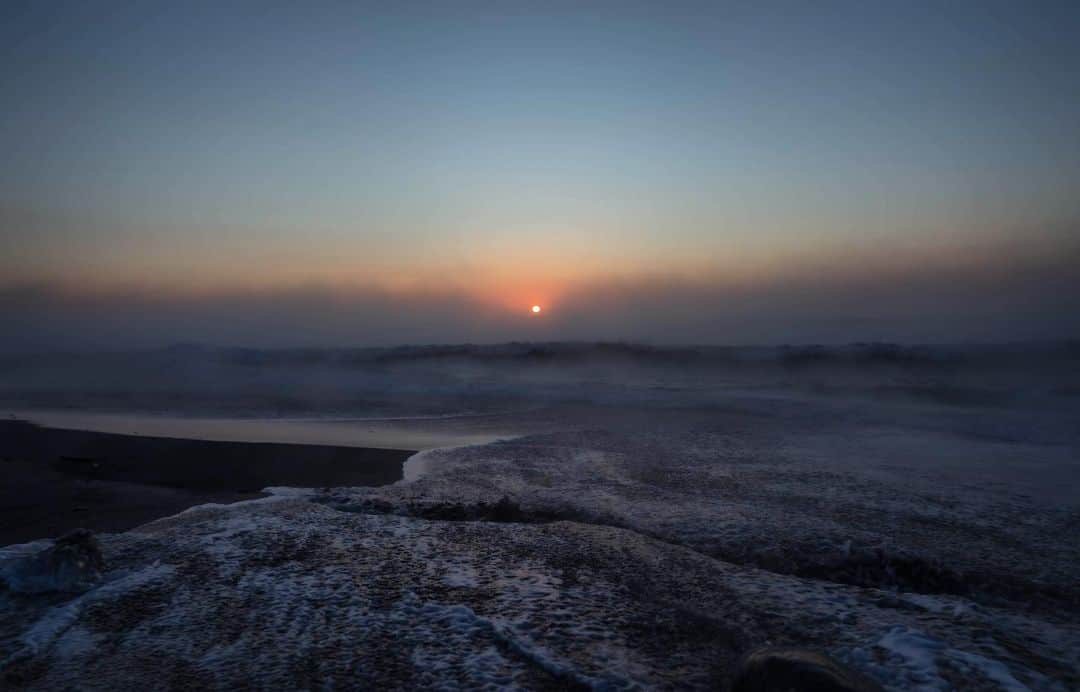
[0,420,413,546]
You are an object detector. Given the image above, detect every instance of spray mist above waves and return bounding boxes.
[1,342,1078,428]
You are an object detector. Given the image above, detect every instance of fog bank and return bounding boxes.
[2,244,1077,350]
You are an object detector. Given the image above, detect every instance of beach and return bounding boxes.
[0,420,411,545]
[2,344,1079,688]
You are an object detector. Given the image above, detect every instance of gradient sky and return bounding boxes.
[2,1,1079,348]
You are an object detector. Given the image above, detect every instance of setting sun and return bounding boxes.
[531,305,541,314]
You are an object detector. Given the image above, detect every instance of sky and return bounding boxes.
[2,0,1079,348]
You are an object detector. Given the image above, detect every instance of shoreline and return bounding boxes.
[0,420,414,546]
[3,408,514,452]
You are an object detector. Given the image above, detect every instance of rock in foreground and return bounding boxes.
[732,647,883,692]
[0,529,104,595]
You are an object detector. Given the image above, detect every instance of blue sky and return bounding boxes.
[2,1,1078,346]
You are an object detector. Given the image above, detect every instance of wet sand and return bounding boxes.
[0,420,413,546]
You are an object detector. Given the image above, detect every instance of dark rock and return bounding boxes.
[487,496,526,522]
[0,529,105,594]
[731,647,883,692]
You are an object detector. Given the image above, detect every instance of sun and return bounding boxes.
[531,305,541,314]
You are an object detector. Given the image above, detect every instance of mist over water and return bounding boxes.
[4,341,1078,427]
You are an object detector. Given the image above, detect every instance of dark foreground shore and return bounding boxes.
[0,420,412,546]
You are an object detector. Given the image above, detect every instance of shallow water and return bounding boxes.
[10,409,512,452]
